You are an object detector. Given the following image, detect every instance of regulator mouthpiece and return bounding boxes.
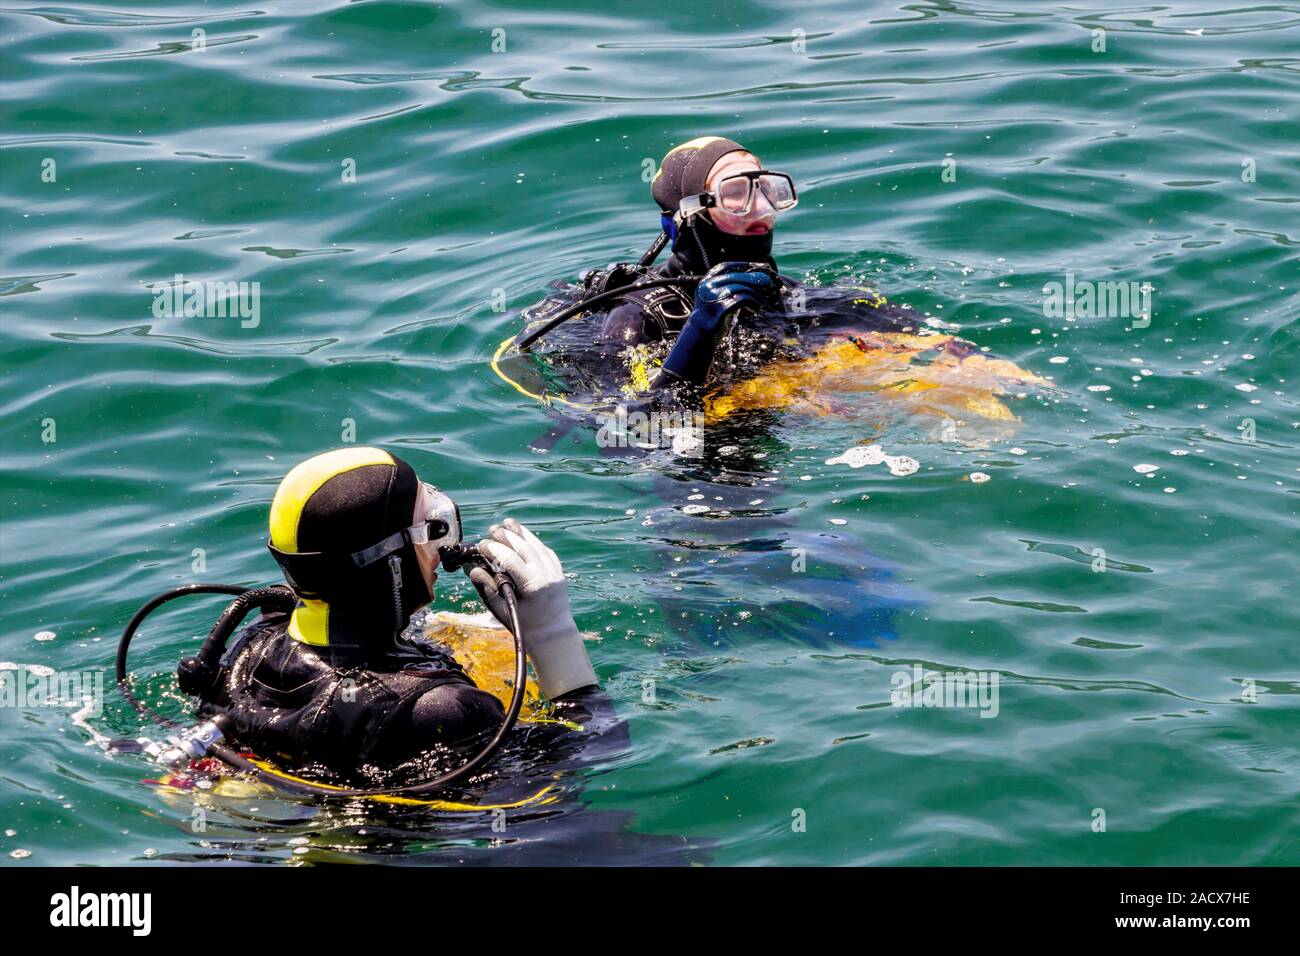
[438,542,484,573]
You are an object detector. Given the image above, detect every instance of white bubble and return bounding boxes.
[826,445,886,468]
[887,456,919,477]
[671,430,704,457]
[826,444,916,477]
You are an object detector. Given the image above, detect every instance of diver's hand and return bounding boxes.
[691,263,777,329]
[468,518,597,699]
[654,264,777,387]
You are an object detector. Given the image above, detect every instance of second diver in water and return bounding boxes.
[524,134,1046,426]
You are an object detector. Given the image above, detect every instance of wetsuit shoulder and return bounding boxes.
[601,300,652,345]
[406,680,506,744]
[597,270,695,347]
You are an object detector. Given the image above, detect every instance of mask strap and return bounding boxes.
[351,528,412,568]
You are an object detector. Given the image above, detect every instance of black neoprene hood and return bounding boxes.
[651,136,749,213]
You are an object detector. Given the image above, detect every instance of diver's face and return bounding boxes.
[706,152,776,237]
[412,485,440,595]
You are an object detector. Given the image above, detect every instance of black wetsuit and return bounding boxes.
[595,258,975,383]
[600,261,698,349]
[200,610,609,773]
[591,254,802,398]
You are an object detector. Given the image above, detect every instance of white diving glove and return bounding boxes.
[467,518,598,700]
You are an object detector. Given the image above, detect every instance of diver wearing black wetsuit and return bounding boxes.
[598,137,786,388]
[198,446,608,775]
[543,139,936,662]
[586,136,963,394]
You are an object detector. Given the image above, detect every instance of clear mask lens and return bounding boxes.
[758,173,796,210]
[412,482,461,553]
[717,176,753,213]
[712,171,798,215]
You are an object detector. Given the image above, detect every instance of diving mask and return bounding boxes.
[679,169,798,220]
[350,482,461,568]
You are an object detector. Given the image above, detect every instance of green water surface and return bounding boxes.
[1,0,1297,865]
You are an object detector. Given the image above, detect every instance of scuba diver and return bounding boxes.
[515,133,995,406]
[193,446,600,773]
[113,445,709,862]
[602,136,791,388]
[498,137,1046,656]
